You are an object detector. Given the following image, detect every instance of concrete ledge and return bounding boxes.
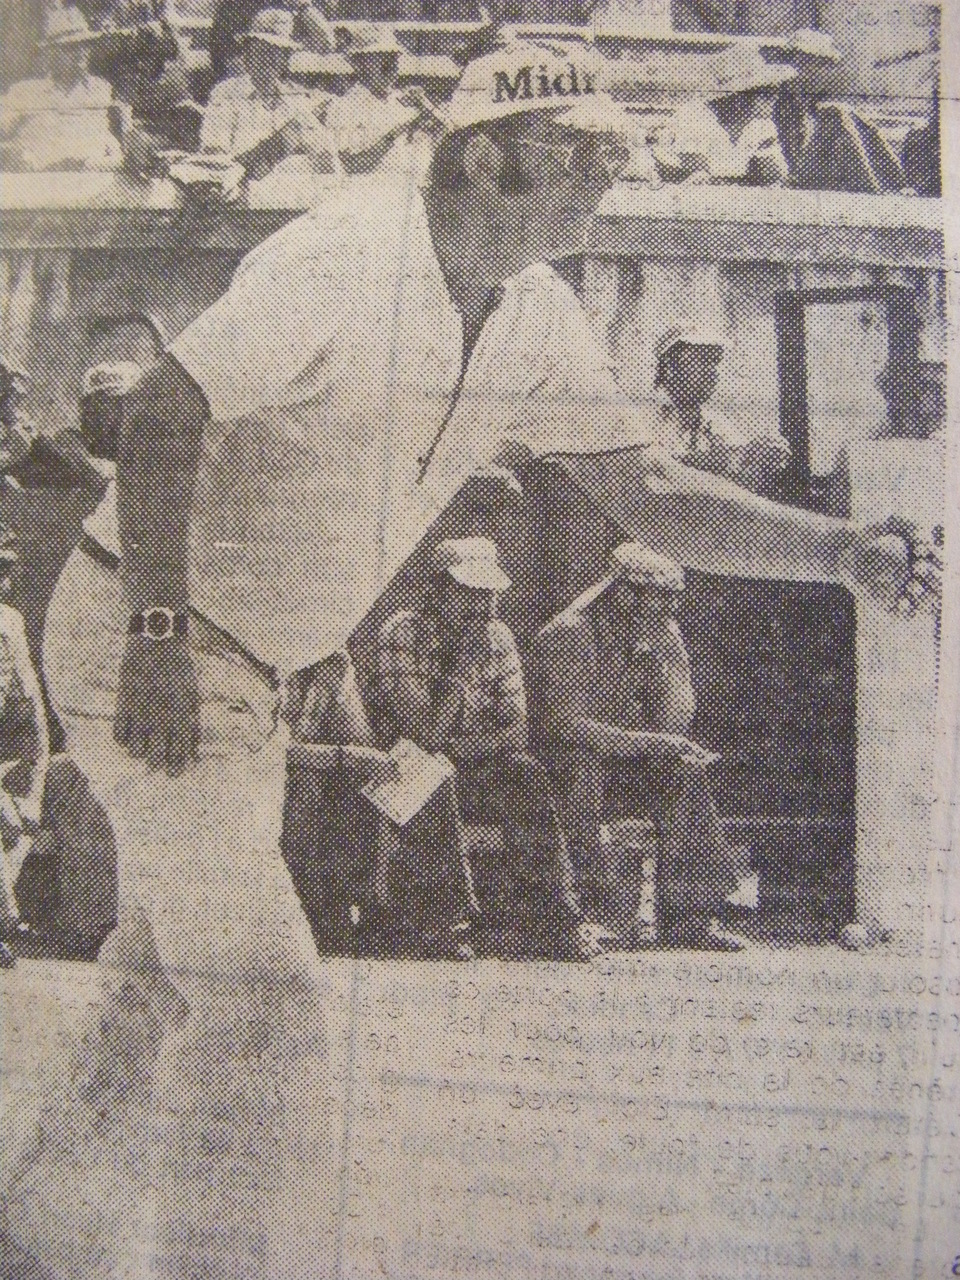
[591,184,945,270]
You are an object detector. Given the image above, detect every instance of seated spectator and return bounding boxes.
[208,0,270,84]
[200,6,338,177]
[653,50,794,186]
[101,5,202,170]
[771,27,840,180]
[0,561,118,966]
[647,325,791,496]
[0,6,122,172]
[529,542,752,951]
[325,24,432,174]
[366,538,604,960]
[290,0,336,53]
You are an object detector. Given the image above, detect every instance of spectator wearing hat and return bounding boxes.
[0,560,118,967]
[324,23,435,174]
[0,364,35,475]
[98,3,201,170]
[653,50,794,185]
[650,325,791,497]
[200,6,337,177]
[529,542,751,951]
[771,27,841,181]
[0,6,121,171]
[366,537,603,960]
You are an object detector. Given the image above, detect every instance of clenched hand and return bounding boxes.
[114,636,200,775]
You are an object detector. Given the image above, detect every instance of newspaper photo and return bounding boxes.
[0,0,955,1276]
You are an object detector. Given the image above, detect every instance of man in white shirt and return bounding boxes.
[653,48,793,186]
[42,41,939,964]
[324,24,432,175]
[646,325,791,497]
[200,6,337,177]
[0,7,121,172]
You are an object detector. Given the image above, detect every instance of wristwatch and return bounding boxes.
[128,607,189,641]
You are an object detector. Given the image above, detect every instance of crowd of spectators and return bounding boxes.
[0,0,940,192]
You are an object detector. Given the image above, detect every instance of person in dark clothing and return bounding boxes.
[208,0,269,83]
[100,10,201,168]
[901,100,941,197]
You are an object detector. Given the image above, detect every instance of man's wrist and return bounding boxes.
[128,608,189,640]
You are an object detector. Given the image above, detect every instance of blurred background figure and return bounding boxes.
[649,325,791,496]
[326,23,434,173]
[652,48,794,185]
[200,6,338,178]
[0,546,118,965]
[208,0,270,84]
[900,96,940,197]
[99,1,202,171]
[671,0,820,34]
[771,26,840,180]
[0,4,121,171]
[0,365,35,476]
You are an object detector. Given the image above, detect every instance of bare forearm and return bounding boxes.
[116,355,207,610]
[626,451,858,584]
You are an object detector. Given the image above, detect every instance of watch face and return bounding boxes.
[143,608,173,638]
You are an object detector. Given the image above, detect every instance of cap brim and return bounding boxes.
[242,33,299,49]
[446,564,511,591]
[440,94,570,133]
[43,32,101,46]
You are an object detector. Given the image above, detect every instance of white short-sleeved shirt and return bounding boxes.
[416,261,657,521]
[91,177,462,675]
[199,72,335,163]
[0,75,121,171]
[88,230,653,677]
[661,98,787,182]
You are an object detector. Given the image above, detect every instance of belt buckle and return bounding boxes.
[142,606,177,640]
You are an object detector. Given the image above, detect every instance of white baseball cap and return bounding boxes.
[442,42,605,133]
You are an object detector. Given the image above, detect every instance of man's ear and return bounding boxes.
[462,132,503,189]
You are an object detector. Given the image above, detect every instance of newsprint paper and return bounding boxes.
[0,1,957,1277]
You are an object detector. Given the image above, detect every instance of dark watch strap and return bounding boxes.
[128,608,189,640]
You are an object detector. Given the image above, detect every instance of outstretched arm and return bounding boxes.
[582,447,940,617]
